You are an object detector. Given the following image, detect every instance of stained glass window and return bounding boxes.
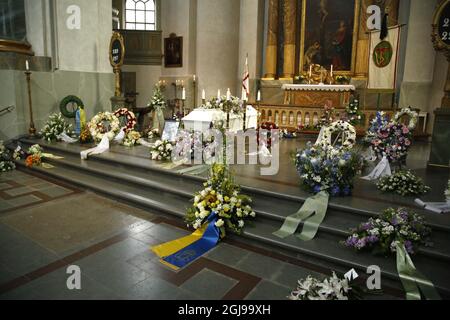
[125,0,156,30]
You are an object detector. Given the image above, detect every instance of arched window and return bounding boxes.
[125,0,156,30]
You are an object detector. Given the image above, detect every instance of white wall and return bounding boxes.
[160,0,193,77]
[55,0,112,73]
[237,0,264,100]
[122,65,162,107]
[399,0,438,115]
[196,0,241,99]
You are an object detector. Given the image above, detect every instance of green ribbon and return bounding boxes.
[176,164,210,176]
[396,243,441,300]
[273,191,329,241]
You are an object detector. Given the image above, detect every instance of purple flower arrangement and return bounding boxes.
[295,143,363,197]
[344,208,431,256]
[370,122,412,163]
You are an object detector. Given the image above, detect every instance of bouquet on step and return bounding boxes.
[150,140,173,161]
[376,170,430,197]
[0,141,20,172]
[289,272,356,300]
[343,207,431,256]
[185,164,255,238]
[40,113,75,142]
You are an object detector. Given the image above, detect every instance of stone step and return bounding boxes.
[15,139,450,263]
[241,219,450,296]
[15,158,450,296]
[16,138,450,231]
[15,139,450,261]
[17,140,450,226]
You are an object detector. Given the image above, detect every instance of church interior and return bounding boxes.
[0,0,450,302]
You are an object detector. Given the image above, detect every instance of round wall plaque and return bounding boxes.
[109,32,125,68]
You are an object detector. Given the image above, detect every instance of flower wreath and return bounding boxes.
[316,120,356,155]
[371,122,412,163]
[393,107,418,131]
[114,108,137,133]
[88,112,121,142]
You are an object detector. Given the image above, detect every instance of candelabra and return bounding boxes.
[25,70,36,137]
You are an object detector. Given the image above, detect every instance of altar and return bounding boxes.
[282,84,355,108]
[182,106,258,132]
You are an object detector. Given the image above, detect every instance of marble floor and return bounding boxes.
[0,170,342,300]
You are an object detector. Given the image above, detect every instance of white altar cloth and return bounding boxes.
[182,106,258,132]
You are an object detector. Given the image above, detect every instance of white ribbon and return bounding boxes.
[361,156,391,181]
[80,135,110,160]
[57,132,78,144]
[247,142,272,158]
[114,128,126,144]
[415,199,450,214]
[137,138,154,147]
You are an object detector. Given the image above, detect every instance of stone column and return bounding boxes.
[281,0,296,79]
[264,0,279,79]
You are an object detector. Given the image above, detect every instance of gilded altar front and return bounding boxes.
[282,84,354,108]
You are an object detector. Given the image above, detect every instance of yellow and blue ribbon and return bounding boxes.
[151,212,220,270]
[75,107,86,136]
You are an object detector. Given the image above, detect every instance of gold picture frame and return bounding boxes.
[109,31,126,68]
[299,0,360,76]
[432,0,450,57]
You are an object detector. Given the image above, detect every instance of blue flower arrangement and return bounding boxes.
[295,143,363,197]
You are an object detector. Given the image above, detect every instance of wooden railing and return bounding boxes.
[253,103,395,132]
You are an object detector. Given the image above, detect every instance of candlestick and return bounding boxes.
[242,90,247,102]
[25,70,36,137]
[243,100,247,131]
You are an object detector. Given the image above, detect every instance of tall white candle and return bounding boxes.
[257,90,261,102]
[331,65,333,77]
[309,65,312,77]
[202,89,206,100]
[226,88,231,101]
[217,89,221,99]
[193,74,196,82]
[26,60,29,71]
[182,87,186,100]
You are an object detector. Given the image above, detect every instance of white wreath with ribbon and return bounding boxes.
[393,107,418,131]
[88,112,121,142]
[81,112,121,160]
[316,120,356,156]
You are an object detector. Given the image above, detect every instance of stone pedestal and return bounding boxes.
[428,108,450,168]
[110,96,128,111]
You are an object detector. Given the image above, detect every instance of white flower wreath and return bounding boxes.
[316,120,357,155]
[88,112,121,142]
[393,107,418,131]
